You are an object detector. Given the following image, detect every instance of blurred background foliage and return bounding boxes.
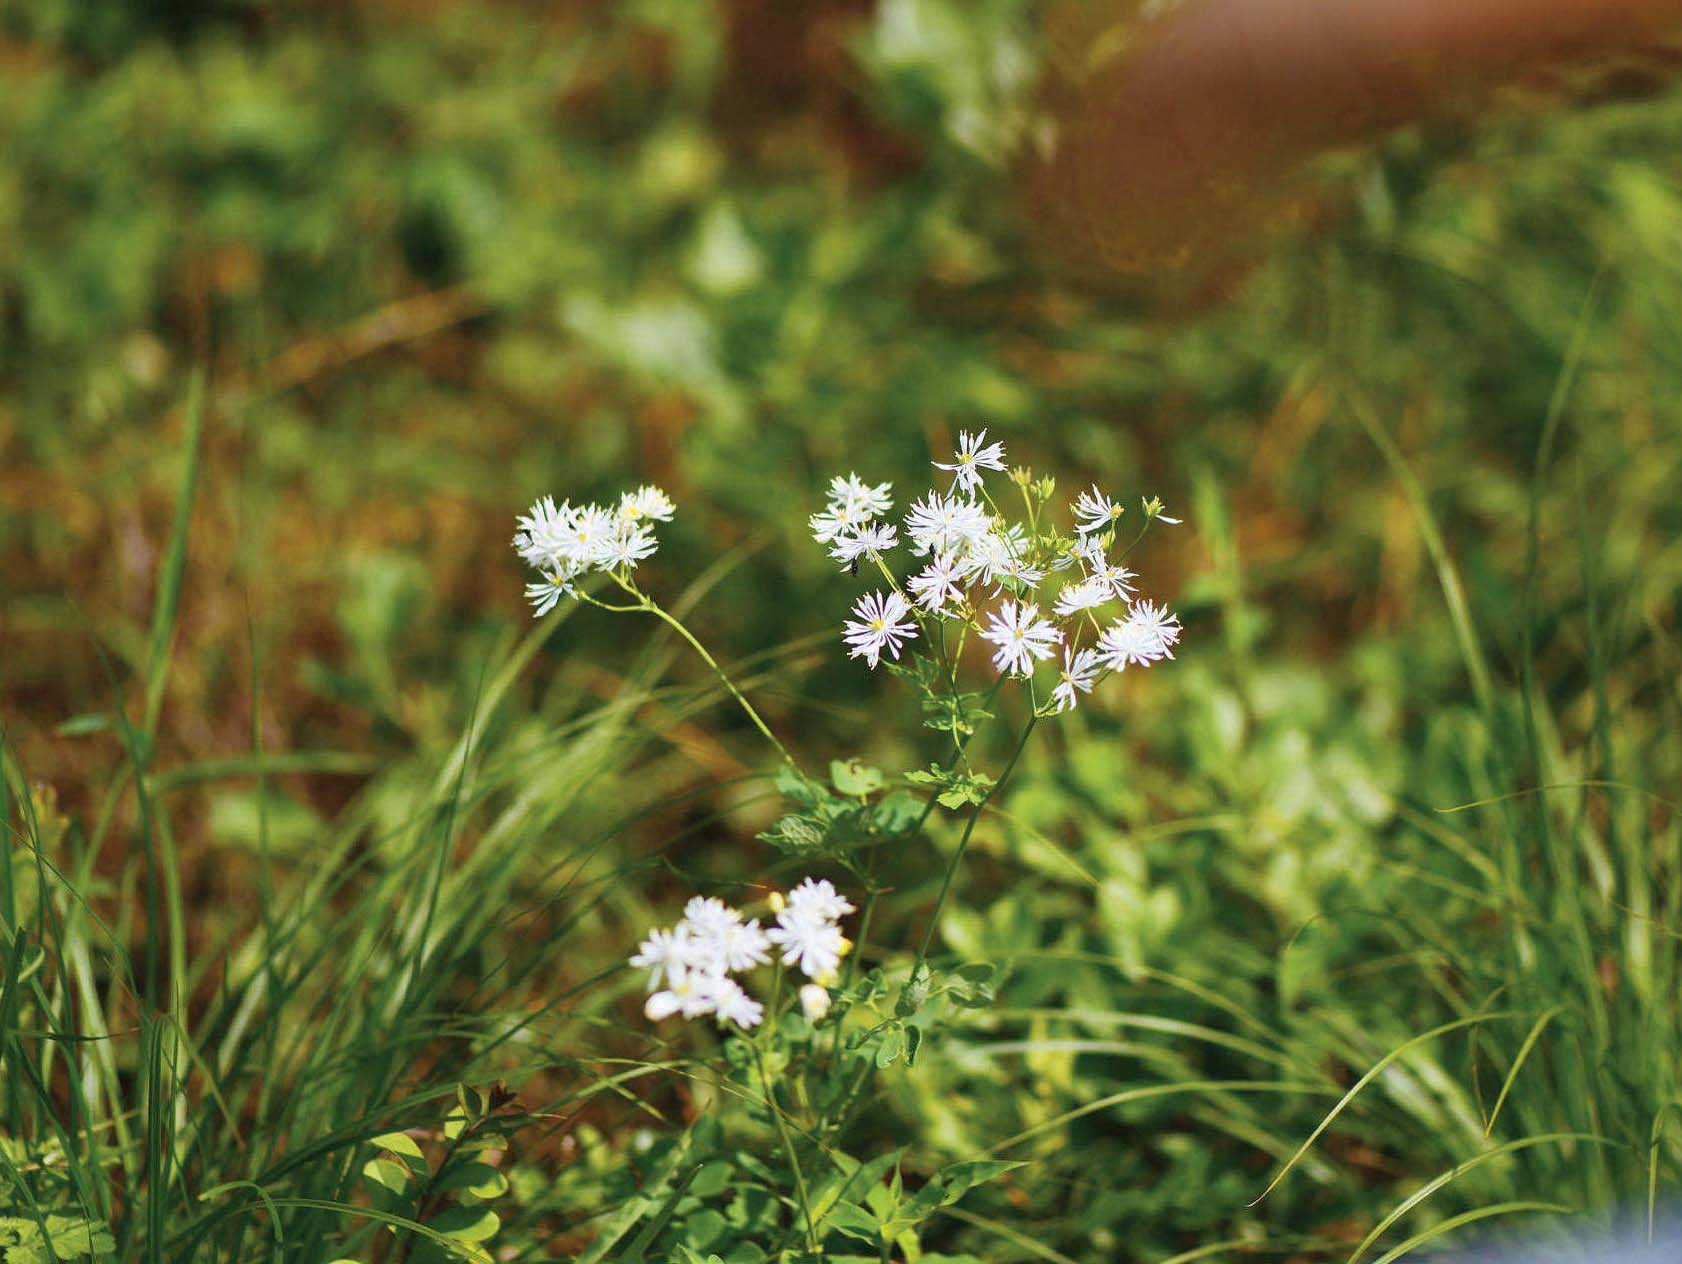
[4,0,1682,1259]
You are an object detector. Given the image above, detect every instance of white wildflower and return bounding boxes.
[514,496,576,569]
[619,485,676,523]
[702,918,773,974]
[903,492,991,558]
[809,501,872,545]
[1051,647,1102,713]
[907,552,974,613]
[598,520,659,571]
[1053,576,1111,617]
[1089,559,1137,601]
[934,429,1007,495]
[1073,484,1126,535]
[785,877,856,922]
[1096,600,1182,670]
[829,521,899,567]
[564,504,620,567]
[629,925,696,991]
[842,590,918,669]
[969,524,1043,591]
[767,909,849,981]
[682,896,741,940]
[1127,599,1182,656]
[525,574,574,616]
[709,977,765,1029]
[827,473,894,520]
[981,600,1062,676]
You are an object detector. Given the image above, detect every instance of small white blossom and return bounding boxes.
[969,524,1043,591]
[982,600,1062,676]
[1051,647,1102,713]
[692,918,772,975]
[767,910,849,981]
[1073,484,1126,535]
[525,575,573,616]
[786,877,856,922]
[1096,600,1181,670]
[907,552,974,613]
[629,925,695,991]
[829,522,899,567]
[619,485,676,523]
[599,520,659,571]
[710,977,765,1029]
[934,429,1007,495]
[842,590,918,669]
[904,492,992,558]
[809,501,872,545]
[1128,599,1182,656]
[644,971,761,1027]
[1053,577,1111,617]
[682,896,741,939]
[564,504,620,567]
[1089,559,1137,602]
[828,473,894,520]
[514,497,577,570]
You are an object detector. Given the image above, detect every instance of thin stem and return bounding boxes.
[615,578,797,769]
[910,697,1041,985]
[756,975,819,1254]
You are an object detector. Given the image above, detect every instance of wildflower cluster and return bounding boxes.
[814,430,1182,714]
[514,485,676,614]
[629,879,856,1030]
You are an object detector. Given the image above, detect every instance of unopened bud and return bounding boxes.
[799,984,833,1022]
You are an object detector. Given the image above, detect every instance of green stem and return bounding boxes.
[910,703,1040,986]
[615,578,797,769]
[757,973,819,1254]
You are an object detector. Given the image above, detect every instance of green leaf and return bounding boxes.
[935,1160,1024,1204]
[907,764,995,810]
[825,1201,882,1245]
[0,1215,116,1263]
[874,1025,906,1068]
[757,812,825,856]
[371,1131,427,1165]
[689,1159,734,1199]
[363,1157,411,1197]
[430,1206,500,1243]
[436,1161,508,1198]
[773,764,828,807]
[830,759,886,797]
[864,789,923,835]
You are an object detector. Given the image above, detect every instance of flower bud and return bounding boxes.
[799,984,833,1022]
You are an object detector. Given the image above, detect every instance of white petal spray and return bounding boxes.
[631,880,853,1029]
[842,590,919,669]
[933,429,1007,495]
[981,600,1062,677]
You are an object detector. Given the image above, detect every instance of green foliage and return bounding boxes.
[5,0,1682,1260]
[758,764,924,859]
[0,1216,115,1264]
